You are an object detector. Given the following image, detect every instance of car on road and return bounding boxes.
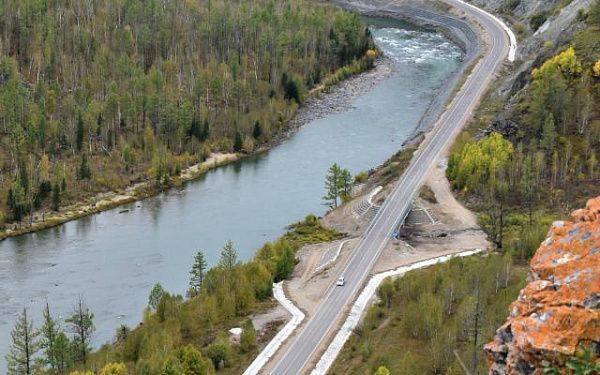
[336,276,345,286]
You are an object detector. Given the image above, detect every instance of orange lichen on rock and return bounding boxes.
[485,196,600,374]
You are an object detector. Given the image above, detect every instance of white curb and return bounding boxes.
[315,239,353,273]
[453,0,517,62]
[242,282,305,375]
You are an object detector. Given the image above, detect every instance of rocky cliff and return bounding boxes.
[485,197,600,374]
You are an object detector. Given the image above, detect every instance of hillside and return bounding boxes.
[0,0,373,229]
[448,0,600,261]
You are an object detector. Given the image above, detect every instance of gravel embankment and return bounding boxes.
[272,57,394,145]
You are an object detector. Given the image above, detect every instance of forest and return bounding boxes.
[0,0,374,227]
[5,215,344,374]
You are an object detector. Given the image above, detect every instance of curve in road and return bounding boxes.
[270,1,511,373]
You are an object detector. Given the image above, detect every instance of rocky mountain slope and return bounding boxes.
[468,0,595,99]
[485,196,600,374]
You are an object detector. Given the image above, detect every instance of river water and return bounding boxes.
[0,19,461,365]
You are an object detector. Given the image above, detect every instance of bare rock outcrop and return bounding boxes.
[485,197,600,374]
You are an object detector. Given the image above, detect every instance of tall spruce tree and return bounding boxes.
[148,283,165,310]
[51,183,60,211]
[218,241,239,271]
[323,163,342,208]
[66,296,95,368]
[6,308,40,375]
[338,168,353,202]
[39,302,60,373]
[233,131,244,152]
[189,251,208,295]
[252,120,263,139]
[51,332,71,374]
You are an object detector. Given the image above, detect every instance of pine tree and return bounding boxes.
[252,120,262,139]
[189,251,208,295]
[218,240,239,270]
[78,154,92,180]
[206,340,230,370]
[275,245,296,281]
[233,131,244,152]
[52,332,71,374]
[240,320,256,353]
[148,283,165,310]
[51,183,60,211]
[201,119,210,142]
[66,296,95,367]
[338,168,353,202]
[188,117,201,140]
[323,163,342,208]
[40,302,60,372]
[6,308,40,375]
[540,113,556,153]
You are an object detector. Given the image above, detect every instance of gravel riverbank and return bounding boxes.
[269,56,395,146]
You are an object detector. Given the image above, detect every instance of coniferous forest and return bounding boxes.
[0,0,374,226]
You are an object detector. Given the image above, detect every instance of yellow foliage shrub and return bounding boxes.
[593,60,600,77]
[532,47,583,79]
[100,362,128,375]
[366,49,378,58]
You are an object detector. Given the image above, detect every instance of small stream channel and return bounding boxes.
[0,18,462,364]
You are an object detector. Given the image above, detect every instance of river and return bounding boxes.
[0,18,462,366]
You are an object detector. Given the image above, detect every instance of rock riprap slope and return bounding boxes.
[485,197,600,374]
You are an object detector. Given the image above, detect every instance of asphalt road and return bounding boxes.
[270,1,510,373]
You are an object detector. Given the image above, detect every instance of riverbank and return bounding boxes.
[276,56,394,144]
[0,55,390,241]
[0,4,471,242]
[0,152,239,240]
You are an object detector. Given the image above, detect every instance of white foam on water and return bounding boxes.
[373,26,463,64]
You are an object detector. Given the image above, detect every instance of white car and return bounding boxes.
[336,276,345,286]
